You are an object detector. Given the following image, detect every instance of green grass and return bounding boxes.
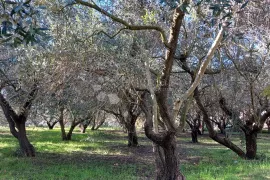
[181,134,270,180]
[0,126,270,179]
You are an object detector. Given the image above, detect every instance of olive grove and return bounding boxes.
[0,0,270,179]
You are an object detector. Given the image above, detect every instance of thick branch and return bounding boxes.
[160,6,186,89]
[18,84,38,120]
[173,26,226,122]
[0,93,19,138]
[194,88,246,158]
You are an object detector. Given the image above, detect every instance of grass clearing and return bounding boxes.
[0,127,270,179]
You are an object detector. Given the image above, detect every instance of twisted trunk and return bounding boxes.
[146,130,184,180]
[16,122,35,157]
[0,86,37,157]
[143,100,185,180]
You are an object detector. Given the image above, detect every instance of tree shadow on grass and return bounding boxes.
[35,151,155,178]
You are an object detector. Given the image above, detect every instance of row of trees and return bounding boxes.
[1,0,270,179]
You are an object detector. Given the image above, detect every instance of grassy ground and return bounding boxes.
[0,127,270,180]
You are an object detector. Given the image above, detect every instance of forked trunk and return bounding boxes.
[0,86,37,157]
[245,131,257,159]
[127,123,138,147]
[47,121,57,130]
[91,118,105,130]
[155,134,184,180]
[17,123,35,157]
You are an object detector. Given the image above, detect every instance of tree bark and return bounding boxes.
[127,122,138,147]
[16,122,35,157]
[191,128,198,143]
[58,108,67,140]
[66,124,76,140]
[245,131,257,159]
[142,98,185,180]
[186,120,199,143]
[151,133,184,180]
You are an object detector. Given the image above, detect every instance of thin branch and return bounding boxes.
[74,0,170,48]
[96,28,127,39]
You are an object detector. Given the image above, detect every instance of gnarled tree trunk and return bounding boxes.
[154,134,181,180]
[142,98,185,180]
[245,131,257,159]
[145,128,184,180]
[16,122,35,157]
[0,85,37,157]
[186,115,200,143]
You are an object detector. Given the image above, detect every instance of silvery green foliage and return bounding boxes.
[0,0,49,47]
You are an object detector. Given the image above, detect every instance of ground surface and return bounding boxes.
[0,127,270,179]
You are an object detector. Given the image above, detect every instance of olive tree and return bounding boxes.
[72,0,248,179]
